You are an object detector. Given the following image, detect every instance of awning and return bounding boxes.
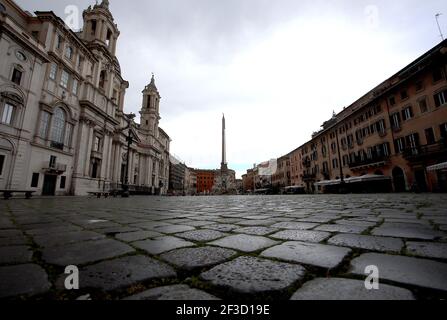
[315,175,391,186]
[427,162,447,172]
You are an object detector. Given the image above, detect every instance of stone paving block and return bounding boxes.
[233,227,278,236]
[290,278,414,300]
[270,230,331,243]
[236,219,276,226]
[42,238,135,266]
[261,241,351,269]
[206,224,240,232]
[175,229,228,242]
[0,237,28,247]
[0,264,51,298]
[328,234,403,253]
[115,230,162,242]
[271,222,319,230]
[123,285,219,300]
[297,217,336,223]
[160,246,237,270]
[76,255,176,291]
[26,225,83,236]
[372,224,444,240]
[153,225,196,234]
[335,220,378,227]
[33,231,106,248]
[209,234,278,252]
[133,236,195,255]
[315,224,368,234]
[350,253,447,291]
[200,256,306,294]
[0,229,24,238]
[406,242,447,259]
[96,226,141,234]
[183,221,216,227]
[0,246,33,264]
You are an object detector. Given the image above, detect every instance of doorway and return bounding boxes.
[42,174,57,196]
[392,167,406,192]
[414,169,428,192]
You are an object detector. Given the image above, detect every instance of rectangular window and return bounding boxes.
[433,68,443,82]
[434,90,447,107]
[418,98,428,113]
[93,136,101,152]
[389,96,396,106]
[0,154,5,176]
[72,79,78,95]
[441,123,447,140]
[65,46,73,60]
[383,143,390,156]
[49,63,57,80]
[1,103,14,125]
[400,90,408,100]
[425,128,436,145]
[49,156,57,168]
[60,70,69,88]
[332,158,338,169]
[11,68,22,85]
[60,176,66,189]
[56,35,62,50]
[38,111,50,138]
[31,173,39,188]
[402,106,413,121]
[391,112,401,129]
[394,138,405,153]
[415,80,424,92]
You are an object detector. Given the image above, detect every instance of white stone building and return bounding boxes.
[0,0,170,196]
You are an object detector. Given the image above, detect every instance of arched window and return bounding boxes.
[51,107,66,149]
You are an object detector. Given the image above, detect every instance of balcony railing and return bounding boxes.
[301,173,316,181]
[43,162,67,173]
[349,155,389,169]
[403,141,447,161]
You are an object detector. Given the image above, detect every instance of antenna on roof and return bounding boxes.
[435,13,444,41]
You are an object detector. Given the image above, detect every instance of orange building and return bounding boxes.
[194,170,215,194]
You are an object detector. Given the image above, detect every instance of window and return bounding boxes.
[50,108,66,148]
[56,35,62,50]
[390,112,401,129]
[31,173,39,188]
[433,68,444,82]
[402,106,413,121]
[434,90,447,107]
[0,155,4,176]
[1,103,14,125]
[332,158,338,169]
[49,156,57,168]
[93,136,101,152]
[383,143,390,156]
[65,46,73,60]
[400,90,408,100]
[38,111,50,138]
[389,96,396,106]
[415,80,424,92]
[60,70,69,88]
[406,133,420,151]
[441,123,447,140]
[418,98,428,113]
[91,20,97,35]
[394,138,405,153]
[49,63,57,80]
[99,70,106,89]
[425,128,436,145]
[11,68,22,85]
[378,119,386,134]
[72,79,78,95]
[60,176,66,189]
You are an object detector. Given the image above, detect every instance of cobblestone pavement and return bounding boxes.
[1,194,447,300]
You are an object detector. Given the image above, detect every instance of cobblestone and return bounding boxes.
[0,194,446,300]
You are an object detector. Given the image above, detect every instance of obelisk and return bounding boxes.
[221,114,228,171]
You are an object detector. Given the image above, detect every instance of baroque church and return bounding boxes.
[0,0,170,195]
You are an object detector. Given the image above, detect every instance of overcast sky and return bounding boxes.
[16,0,447,178]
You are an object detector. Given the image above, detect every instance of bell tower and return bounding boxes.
[140,74,161,134]
[82,0,120,56]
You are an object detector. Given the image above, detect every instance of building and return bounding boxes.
[272,155,291,191]
[263,39,447,193]
[195,169,215,194]
[0,0,170,196]
[184,166,197,195]
[242,168,255,193]
[168,155,186,195]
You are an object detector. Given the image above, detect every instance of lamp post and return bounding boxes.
[122,112,136,198]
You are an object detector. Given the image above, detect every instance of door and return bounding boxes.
[414,169,428,192]
[392,167,406,192]
[42,174,57,196]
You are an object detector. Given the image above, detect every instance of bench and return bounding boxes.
[0,190,35,200]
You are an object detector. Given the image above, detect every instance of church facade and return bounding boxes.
[0,0,170,196]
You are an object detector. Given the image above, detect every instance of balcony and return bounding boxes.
[43,162,67,174]
[403,141,447,162]
[392,125,402,133]
[349,155,389,171]
[302,159,311,168]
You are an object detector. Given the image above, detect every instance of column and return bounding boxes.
[83,124,94,177]
[106,134,113,180]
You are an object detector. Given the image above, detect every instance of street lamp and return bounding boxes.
[122,112,136,198]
